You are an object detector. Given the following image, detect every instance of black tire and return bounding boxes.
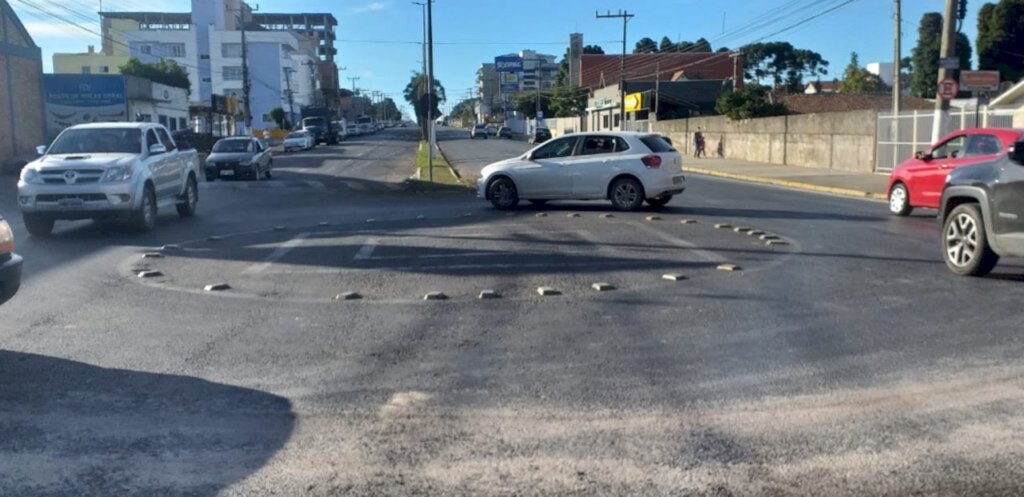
[264,161,273,179]
[176,175,198,218]
[889,182,913,216]
[131,185,157,232]
[251,167,261,181]
[484,135,488,139]
[527,199,548,206]
[645,194,673,208]
[942,203,999,277]
[609,177,645,211]
[487,177,519,210]
[23,214,54,237]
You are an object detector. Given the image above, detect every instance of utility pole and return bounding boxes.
[892,0,901,168]
[241,22,251,133]
[284,67,295,128]
[932,0,957,142]
[427,0,435,182]
[596,9,634,130]
[347,76,360,93]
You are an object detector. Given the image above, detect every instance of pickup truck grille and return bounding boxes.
[40,169,104,184]
[37,193,106,202]
[216,162,239,168]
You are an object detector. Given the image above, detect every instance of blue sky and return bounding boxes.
[14,0,985,116]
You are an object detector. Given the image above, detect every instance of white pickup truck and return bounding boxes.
[17,122,200,236]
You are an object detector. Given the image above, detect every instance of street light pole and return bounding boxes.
[426,0,435,182]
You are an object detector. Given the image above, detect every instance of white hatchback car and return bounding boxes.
[478,132,685,211]
[282,131,314,152]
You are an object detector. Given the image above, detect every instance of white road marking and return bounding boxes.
[353,238,379,260]
[241,232,311,275]
[363,252,498,261]
[263,260,648,274]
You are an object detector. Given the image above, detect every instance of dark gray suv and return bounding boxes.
[939,139,1024,276]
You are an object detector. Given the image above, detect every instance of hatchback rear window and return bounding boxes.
[640,135,676,153]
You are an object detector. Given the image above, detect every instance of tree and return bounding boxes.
[549,85,588,118]
[977,0,1024,83]
[714,86,788,121]
[633,37,659,54]
[659,36,676,52]
[511,92,550,119]
[911,12,973,98]
[119,58,191,94]
[269,107,286,129]
[837,52,887,94]
[450,98,478,123]
[371,98,402,122]
[403,72,446,139]
[740,42,828,91]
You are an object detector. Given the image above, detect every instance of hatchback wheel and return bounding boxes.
[488,177,519,210]
[942,203,999,276]
[609,177,645,211]
[889,183,912,216]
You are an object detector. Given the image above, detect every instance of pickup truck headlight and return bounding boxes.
[19,167,42,184]
[100,166,133,182]
[0,219,14,254]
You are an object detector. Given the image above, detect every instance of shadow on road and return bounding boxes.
[0,350,294,495]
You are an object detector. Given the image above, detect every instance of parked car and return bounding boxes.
[17,123,200,235]
[529,127,552,145]
[283,131,315,152]
[346,124,361,137]
[486,124,497,136]
[497,126,512,139]
[471,124,489,140]
[0,216,22,304]
[478,132,685,211]
[939,139,1024,276]
[205,137,273,181]
[888,128,1024,216]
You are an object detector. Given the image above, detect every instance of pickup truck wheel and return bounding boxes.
[265,160,273,179]
[609,177,645,211]
[889,183,913,216]
[176,176,198,218]
[645,194,673,208]
[943,203,999,276]
[23,215,54,237]
[131,185,157,232]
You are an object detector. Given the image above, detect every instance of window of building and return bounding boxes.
[140,45,152,55]
[614,114,621,128]
[602,115,609,129]
[179,117,188,131]
[224,88,243,99]
[222,66,243,81]
[202,77,212,83]
[167,43,186,58]
[158,115,168,127]
[261,113,272,123]
[221,43,242,58]
[81,66,91,74]
[168,117,177,131]
[200,54,210,60]
[99,66,109,73]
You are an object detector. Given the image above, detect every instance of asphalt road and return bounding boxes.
[3,128,1024,496]
[438,128,531,181]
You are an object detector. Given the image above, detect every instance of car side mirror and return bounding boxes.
[915,151,932,162]
[149,143,167,155]
[36,145,46,155]
[1009,142,1024,165]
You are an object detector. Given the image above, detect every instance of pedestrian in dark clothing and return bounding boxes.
[694,127,706,158]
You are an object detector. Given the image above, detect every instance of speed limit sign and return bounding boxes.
[938,78,959,100]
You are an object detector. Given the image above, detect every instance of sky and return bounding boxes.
[11,0,987,116]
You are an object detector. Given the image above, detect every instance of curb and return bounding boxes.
[684,166,887,201]
[434,143,474,188]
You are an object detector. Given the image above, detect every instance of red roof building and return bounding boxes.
[579,52,742,90]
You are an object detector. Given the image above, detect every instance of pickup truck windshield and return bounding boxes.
[302,118,326,128]
[213,139,251,153]
[48,129,142,154]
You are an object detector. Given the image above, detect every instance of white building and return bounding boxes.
[57,0,340,132]
[867,62,894,87]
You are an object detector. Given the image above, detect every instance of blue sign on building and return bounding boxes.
[495,56,523,73]
[42,74,127,135]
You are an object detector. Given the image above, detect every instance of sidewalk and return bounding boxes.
[682,157,889,201]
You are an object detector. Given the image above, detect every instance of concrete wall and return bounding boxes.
[652,109,879,173]
[1,2,44,167]
[545,116,581,137]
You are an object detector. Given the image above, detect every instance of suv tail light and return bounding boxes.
[641,154,662,168]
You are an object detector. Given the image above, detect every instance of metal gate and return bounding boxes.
[876,108,1018,172]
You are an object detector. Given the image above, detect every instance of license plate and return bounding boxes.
[58,198,85,208]
[220,170,235,176]
[672,176,683,184]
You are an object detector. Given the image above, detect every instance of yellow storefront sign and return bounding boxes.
[624,92,643,112]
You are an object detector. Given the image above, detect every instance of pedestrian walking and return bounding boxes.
[694,127,704,158]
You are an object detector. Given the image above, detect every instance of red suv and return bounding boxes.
[887,128,1024,216]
